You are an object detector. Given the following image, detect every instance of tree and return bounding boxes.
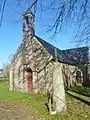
[2,62,10,80]
[0,0,90,44]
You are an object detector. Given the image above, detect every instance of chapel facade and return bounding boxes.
[10,9,90,93]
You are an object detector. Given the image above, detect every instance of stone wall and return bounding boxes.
[31,37,54,92]
[62,63,83,87]
[10,30,54,93]
[10,52,25,91]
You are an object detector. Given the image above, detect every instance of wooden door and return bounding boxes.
[27,72,32,92]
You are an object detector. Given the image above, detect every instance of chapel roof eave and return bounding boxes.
[35,35,89,65]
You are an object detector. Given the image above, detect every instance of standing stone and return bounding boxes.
[53,62,67,113]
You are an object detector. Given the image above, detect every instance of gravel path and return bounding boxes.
[0,100,39,120]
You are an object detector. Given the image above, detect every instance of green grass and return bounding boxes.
[0,80,90,120]
[0,81,49,119]
[70,85,90,95]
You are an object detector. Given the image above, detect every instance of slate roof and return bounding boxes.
[35,35,89,65]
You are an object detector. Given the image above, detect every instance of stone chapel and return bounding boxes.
[10,8,90,94]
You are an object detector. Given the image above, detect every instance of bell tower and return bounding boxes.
[22,9,35,36]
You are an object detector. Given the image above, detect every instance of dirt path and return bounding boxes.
[0,100,39,120]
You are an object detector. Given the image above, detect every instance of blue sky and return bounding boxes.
[0,0,78,68]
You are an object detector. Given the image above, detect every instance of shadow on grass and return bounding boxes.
[66,92,90,106]
[69,89,90,97]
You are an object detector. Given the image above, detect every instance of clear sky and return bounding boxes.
[0,0,79,68]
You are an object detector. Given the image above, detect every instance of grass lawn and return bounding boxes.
[70,85,90,96]
[0,80,90,120]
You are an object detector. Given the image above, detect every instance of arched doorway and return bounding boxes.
[25,67,33,92]
[76,71,82,84]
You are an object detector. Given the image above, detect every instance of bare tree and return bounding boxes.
[0,0,7,27]
[0,0,90,44]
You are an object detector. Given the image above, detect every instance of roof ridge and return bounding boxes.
[35,35,89,65]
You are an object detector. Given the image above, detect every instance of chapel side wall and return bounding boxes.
[86,47,90,86]
[10,52,28,92]
[12,53,21,91]
[62,63,83,87]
